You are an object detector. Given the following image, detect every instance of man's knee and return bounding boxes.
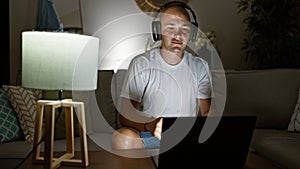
[111,128,143,150]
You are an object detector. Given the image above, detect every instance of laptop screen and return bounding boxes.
[155,115,256,169]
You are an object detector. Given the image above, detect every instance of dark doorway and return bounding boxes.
[0,0,10,86]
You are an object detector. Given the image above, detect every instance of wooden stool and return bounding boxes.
[32,99,89,169]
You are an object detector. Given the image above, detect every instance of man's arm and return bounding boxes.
[119,98,162,138]
[119,98,147,132]
[198,98,211,116]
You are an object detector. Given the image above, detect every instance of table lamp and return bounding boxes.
[21,31,99,169]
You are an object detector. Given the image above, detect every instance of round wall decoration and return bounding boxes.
[134,0,189,15]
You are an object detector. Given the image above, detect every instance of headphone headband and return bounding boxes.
[151,1,198,42]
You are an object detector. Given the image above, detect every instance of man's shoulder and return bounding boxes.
[132,50,149,60]
[184,50,208,67]
[131,48,158,63]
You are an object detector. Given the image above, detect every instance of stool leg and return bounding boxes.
[77,103,89,166]
[33,104,44,162]
[44,105,55,169]
[65,106,74,156]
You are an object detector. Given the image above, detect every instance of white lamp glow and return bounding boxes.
[22,31,99,91]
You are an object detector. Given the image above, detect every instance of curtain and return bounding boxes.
[37,0,63,31]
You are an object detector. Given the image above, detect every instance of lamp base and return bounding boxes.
[32,99,89,169]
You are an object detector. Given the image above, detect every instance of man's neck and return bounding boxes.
[160,49,184,65]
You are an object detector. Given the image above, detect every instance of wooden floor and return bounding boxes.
[18,150,279,169]
[18,151,156,169]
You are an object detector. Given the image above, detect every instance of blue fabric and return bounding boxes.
[37,0,63,31]
[140,131,160,149]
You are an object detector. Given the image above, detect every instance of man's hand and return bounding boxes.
[153,118,163,140]
[145,118,163,140]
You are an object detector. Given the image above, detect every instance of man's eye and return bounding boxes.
[181,27,190,33]
[166,26,175,30]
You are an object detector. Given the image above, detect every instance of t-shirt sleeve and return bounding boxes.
[197,61,213,99]
[120,57,149,102]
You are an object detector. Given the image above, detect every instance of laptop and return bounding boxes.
[152,115,257,169]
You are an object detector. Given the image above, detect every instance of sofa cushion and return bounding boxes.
[224,69,300,129]
[251,129,300,169]
[96,70,118,129]
[0,140,33,158]
[2,85,42,142]
[288,88,300,132]
[0,88,23,142]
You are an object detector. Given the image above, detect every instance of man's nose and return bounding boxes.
[173,28,183,38]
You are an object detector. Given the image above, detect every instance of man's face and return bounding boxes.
[160,9,191,54]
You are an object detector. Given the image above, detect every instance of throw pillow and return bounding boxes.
[288,88,300,132]
[2,85,42,142]
[0,88,23,142]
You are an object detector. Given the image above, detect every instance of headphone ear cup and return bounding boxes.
[152,21,161,41]
[189,22,198,42]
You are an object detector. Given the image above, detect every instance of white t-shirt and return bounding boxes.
[120,47,213,118]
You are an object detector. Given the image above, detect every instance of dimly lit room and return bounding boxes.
[0,0,299,169]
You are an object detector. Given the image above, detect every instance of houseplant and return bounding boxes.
[236,0,300,69]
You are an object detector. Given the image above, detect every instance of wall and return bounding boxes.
[80,0,253,70]
[54,0,81,29]
[80,0,153,70]
[189,0,253,69]
[9,0,252,84]
[9,0,39,85]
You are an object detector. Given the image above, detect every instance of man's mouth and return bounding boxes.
[171,40,183,44]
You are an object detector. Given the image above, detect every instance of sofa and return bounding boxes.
[223,69,300,169]
[1,68,300,169]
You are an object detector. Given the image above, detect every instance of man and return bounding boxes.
[111,2,213,150]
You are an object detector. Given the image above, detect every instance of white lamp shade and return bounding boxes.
[22,31,99,91]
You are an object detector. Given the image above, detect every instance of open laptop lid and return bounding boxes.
[156,115,257,169]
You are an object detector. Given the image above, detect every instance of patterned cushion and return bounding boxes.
[2,85,42,142]
[0,88,23,142]
[288,88,300,132]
